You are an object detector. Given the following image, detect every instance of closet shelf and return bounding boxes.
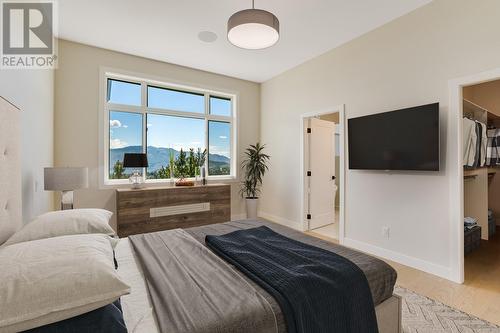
[464,169,481,178]
[463,98,500,125]
[463,98,488,115]
[488,111,500,123]
[464,167,499,178]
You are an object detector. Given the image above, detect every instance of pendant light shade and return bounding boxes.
[227,7,279,50]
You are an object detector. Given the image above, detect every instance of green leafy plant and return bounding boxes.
[240,143,270,199]
[175,149,189,179]
[196,148,207,167]
[195,148,207,176]
[168,150,176,178]
[188,148,197,177]
[156,165,170,179]
[112,160,125,179]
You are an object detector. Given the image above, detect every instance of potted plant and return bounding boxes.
[195,148,207,185]
[175,149,194,186]
[240,143,270,219]
[169,150,176,185]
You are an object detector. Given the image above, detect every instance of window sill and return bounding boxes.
[101,176,238,190]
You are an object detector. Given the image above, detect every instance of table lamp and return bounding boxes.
[123,153,148,189]
[44,167,89,210]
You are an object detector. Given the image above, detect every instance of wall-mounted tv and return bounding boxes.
[348,103,439,171]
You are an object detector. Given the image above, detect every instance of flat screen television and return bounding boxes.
[348,103,439,171]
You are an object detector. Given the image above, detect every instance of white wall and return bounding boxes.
[260,0,500,279]
[55,40,261,229]
[0,70,54,223]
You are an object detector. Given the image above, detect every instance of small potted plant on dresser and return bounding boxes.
[175,149,194,186]
[240,143,270,219]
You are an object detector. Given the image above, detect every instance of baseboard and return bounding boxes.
[258,211,304,231]
[343,237,453,281]
[231,213,247,221]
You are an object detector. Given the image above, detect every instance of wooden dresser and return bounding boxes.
[116,184,231,237]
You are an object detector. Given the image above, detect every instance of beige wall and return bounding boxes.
[0,70,54,223]
[260,0,500,279]
[55,40,260,228]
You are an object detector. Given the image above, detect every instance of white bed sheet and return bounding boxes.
[115,238,160,333]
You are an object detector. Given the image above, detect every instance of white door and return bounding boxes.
[308,118,336,229]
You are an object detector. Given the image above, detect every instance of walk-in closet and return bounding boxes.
[462,80,500,281]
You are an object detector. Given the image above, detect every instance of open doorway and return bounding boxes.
[301,106,345,243]
[462,80,500,284]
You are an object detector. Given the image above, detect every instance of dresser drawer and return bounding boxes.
[116,184,231,237]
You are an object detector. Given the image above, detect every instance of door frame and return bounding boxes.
[300,104,346,244]
[449,67,500,283]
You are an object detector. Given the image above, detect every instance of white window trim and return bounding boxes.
[98,67,238,189]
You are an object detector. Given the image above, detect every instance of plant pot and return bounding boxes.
[199,166,206,185]
[170,169,175,187]
[245,198,258,219]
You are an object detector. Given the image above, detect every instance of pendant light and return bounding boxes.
[227,0,279,50]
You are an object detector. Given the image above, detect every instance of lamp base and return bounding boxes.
[61,190,74,210]
[131,182,143,190]
[129,171,144,189]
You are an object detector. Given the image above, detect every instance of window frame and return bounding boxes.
[100,68,237,187]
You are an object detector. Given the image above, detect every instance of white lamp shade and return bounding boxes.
[227,9,279,49]
[44,167,89,191]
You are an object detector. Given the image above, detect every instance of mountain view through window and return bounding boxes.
[106,77,233,181]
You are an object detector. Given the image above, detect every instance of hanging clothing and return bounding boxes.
[479,122,487,166]
[463,117,477,167]
[486,128,500,166]
[473,122,482,167]
[472,121,488,167]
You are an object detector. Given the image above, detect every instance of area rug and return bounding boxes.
[395,286,500,332]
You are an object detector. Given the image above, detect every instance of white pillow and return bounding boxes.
[0,234,130,332]
[4,209,115,246]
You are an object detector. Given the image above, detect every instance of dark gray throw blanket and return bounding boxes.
[206,226,379,333]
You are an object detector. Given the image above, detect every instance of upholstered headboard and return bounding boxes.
[0,96,22,245]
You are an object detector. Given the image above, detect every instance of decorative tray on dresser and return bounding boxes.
[116,184,231,237]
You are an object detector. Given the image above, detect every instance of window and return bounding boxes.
[107,79,141,106]
[104,74,235,184]
[208,121,231,176]
[148,86,204,114]
[146,114,205,179]
[109,111,143,179]
[210,96,231,116]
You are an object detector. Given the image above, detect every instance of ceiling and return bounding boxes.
[57,0,432,83]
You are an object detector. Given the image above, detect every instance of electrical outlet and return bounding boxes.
[382,226,390,239]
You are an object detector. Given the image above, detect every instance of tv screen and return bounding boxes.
[348,103,439,171]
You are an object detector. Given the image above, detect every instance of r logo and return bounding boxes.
[2,2,53,54]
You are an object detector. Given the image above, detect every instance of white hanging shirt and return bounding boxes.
[463,117,477,167]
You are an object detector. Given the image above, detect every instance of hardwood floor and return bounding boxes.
[306,227,500,326]
[308,208,340,240]
[309,223,339,240]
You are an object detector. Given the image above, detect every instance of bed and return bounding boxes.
[116,220,401,333]
[0,96,401,333]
